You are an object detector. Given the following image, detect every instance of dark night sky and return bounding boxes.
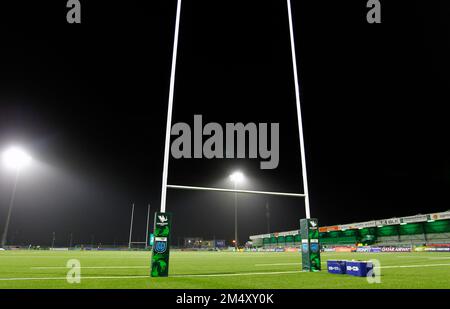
[0,0,449,246]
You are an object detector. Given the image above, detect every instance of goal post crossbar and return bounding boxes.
[167,184,306,198]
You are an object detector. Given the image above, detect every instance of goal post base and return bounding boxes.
[151,212,172,277]
[300,218,321,272]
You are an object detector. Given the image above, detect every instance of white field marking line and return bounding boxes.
[397,256,450,260]
[0,256,149,259]
[0,275,149,281]
[0,270,305,281]
[172,270,304,278]
[255,262,327,266]
[378,263,450,269]
[31,266,150,269]
[255,262,301,266]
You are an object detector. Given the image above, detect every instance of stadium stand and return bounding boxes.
[249,211,450,248]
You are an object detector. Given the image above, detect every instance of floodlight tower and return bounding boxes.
[1,146,32,248]
[229,171,244,250]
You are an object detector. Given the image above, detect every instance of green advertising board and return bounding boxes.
[300,218,321,272]
[151,212,172,277]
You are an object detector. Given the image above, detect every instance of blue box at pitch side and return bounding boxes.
[345,261,373,277]
[327,260,347,274]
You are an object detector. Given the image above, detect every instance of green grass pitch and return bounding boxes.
[0,250,449,289]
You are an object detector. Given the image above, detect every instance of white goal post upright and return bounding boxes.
[160,0,182,214]
[159,0,311,218]
[286,0,311,219]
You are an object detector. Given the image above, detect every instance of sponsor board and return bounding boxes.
[340,221,377,230]
[334,246,356,253]
[319,226,339,233]
[424,247,450,252]
[400,215,427,224]
[327,260,346,274]
[356,246,381,253]
[376,218,401,226]
[414,246,450,252]
[428,243,450,247]
[345,261,373,277]
[429,212,450,220]
[380,246,411,252]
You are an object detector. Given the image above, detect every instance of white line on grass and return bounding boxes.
[379,263,450,269]
[397,256,450,260]
[1,270,305,281]
[5,263,450,282]
[31,266,149,269]
[255,262,327,266]
[255,262,301,266]
[0,275,149,281]
[172,270,304,278]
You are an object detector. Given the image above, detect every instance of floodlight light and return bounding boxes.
[2,147,31,171]
[229,171,244,183]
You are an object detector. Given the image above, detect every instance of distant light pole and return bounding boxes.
[229,171,244,250]
[1,146,31,248]
[128,203,135,249]
[51,232,56,249]
[145,204,151,249]
[69,233,73,249]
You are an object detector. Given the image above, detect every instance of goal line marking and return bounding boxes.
[31,266,149,269]
[1,270,305,281]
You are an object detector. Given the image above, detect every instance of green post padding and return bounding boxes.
[151,212,172,277]
[300,218,321,272]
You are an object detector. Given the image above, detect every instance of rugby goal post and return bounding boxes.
[150,0,319,277]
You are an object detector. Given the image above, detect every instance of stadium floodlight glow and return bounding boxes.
[229,171,244,184]
[2,146,31,171]
[1,146,32,249]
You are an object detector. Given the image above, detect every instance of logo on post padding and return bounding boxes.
[158,215,168,223]
[154,237,168,253]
